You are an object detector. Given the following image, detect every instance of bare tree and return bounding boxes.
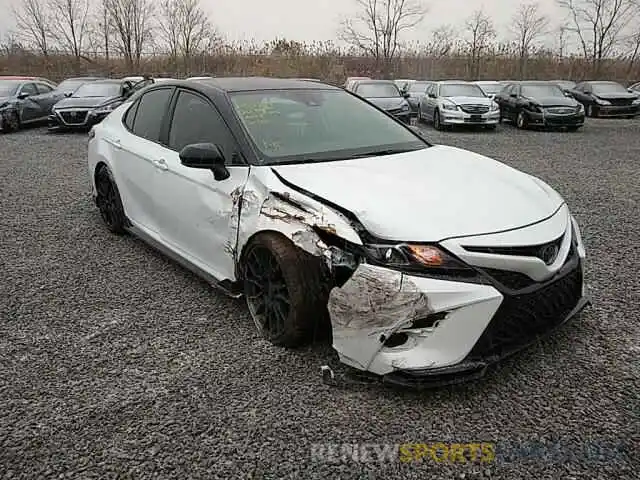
[12,0,50,56]
[339,0,427,74]
[104,0,154,70]
[428,25,458,57]
[624,0,640,76]
[557,0,636,74]
[511,2,549,78]
[49,0,91,58]
[464,9,496,78]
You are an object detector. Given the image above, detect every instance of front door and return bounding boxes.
[154,88,250,281]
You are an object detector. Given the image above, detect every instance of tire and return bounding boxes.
[95,165,127,234]
[433,109,443,130]
[242,232,330,348]
[516,111,528,129]
[2,110,20,133]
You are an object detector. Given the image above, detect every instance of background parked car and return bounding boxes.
[348,79,411,123]
[343,76,370,90]
[473,81,503,99]
[55,76,105,97]
[0,76,59,132]
[569,81,640,118]
[495,81,584,130]
[551,80,576,93]
[418,80,500,130]
[627,81,640,93]
[404,80,434,116]
[48,78,148,131]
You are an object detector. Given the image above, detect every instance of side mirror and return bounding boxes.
[564,91,573,97]
[17,92,30,99]
[64,91,73,97]
[510,93,518,98]
[179,143,230,181]
[428,93,436,98]
[629,88,635,93]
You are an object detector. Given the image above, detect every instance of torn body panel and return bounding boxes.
[328,264,504,376]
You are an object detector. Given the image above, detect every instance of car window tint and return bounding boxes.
[123,100,140,131]
[36,83,53,93]
[20,83,38,96]
[168,91,232,154]
[132,88,172,142]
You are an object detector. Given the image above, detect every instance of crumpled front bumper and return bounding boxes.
[326,210,589,388]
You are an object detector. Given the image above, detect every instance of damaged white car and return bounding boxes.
[88,77,590,387]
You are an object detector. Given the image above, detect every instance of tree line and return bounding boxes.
[5,0,640,78]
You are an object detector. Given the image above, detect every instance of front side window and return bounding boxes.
[131,88,173,142]
[355,83,401,98]
[230,89,427,165]
[20,83,38,96]
[168,91,230,152]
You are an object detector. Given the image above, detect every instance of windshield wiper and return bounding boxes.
[337,148,420,160]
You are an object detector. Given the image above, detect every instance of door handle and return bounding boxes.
[155,158,168,171]
[113,139,122,149]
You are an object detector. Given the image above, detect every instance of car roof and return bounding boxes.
[62,76,105,80]
[193,76,340,92]
[88,79,123,85]
[519,81,556,85]
[436,80,472,84]
[474,80,501,84]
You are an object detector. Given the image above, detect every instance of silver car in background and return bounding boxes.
[418,81,500,130]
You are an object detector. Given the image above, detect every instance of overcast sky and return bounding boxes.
[0,0,566,45]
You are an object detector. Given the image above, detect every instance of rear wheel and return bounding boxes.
[242,232,329,347]
[95,165,127,234]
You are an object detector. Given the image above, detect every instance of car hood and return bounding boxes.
[366,97,407,110]
[271,145,564,242]
[54,95,121,109]
[526,96,577,107]
[594,92,638,101]
[446,96,492,105]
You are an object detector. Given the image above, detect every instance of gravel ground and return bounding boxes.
[1,119,638,479]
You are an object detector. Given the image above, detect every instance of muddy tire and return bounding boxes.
[242,232,330,347]
[516,111,528,129]
[95,165,127,234]
[433,109,443,130]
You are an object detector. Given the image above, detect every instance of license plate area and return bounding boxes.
[467,115,483,122]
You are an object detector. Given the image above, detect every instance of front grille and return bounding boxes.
[60,111,88,125]
[463,235,564,265]
[468,263,583,359]
[546,107,576,115]
[460,104,490,114]
[606,98,633,106]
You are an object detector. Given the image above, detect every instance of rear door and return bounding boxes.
[17,83,41,122]
[153,88,251,281]
[110,87,174,234]
[34,82,59,114]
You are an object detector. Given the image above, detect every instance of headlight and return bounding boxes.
[490,102,499,111]
[401,103,409,111]
[576,103,585,112]
[441,101,458,111]
[362,243,472,273]
[528,103,542,113]
[93,104,116,114]
[595,98,611,105]
[632,98,640,105]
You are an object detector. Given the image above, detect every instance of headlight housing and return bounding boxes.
[401,103,409,111]
[441,100,458,111]
[595,98,611,106]
[632,98,640,105]
[490,102,499,111]
[362,243,474,274]
[576,103,585,112]
[93,103,116,115]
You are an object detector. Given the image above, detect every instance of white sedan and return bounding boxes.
[87,77,590,387]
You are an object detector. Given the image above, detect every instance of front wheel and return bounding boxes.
[2,110,20,132]
[242,232,329,347]
[516,111,528,129]
[433,110,443,130]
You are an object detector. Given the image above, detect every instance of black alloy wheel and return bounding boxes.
[95,166,127,234]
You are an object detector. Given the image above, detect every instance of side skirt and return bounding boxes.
[127,225,243,298]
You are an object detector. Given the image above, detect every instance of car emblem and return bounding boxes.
[539,244,559,264]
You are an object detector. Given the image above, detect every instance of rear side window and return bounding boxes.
[123,100,140,131]
[131,88,173,142]
[36,83,53,93]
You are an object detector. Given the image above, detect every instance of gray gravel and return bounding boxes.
[1,119,639,479]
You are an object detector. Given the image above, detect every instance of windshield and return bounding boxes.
[409,82,431,93]
[355,83,401,98]
[57,79,93,93]
[591,82,629,94]
[73,82,121,98]
[0,81,20,96]
[440,84,485,97]
[230,89,427,164]
[522,84,565,97]
[477,83,502,95]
